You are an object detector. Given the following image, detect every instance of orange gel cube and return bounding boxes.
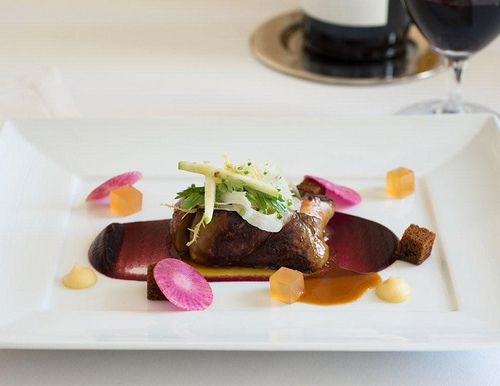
[270,267,304,304]
[386,167,414,198]
[110,185,143,216]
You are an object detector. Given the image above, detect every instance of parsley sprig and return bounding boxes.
[175,185,205,210]
[244,187,288,219]
[175,181,290,218]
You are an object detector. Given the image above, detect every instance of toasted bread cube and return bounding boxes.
[395,224,436,265]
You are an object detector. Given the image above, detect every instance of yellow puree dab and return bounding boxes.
[63,263,97,289]
[376,276,411,303]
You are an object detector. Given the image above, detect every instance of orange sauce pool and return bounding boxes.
[187,258,381,306]
[300,261,381,305]
[185,259,276,282]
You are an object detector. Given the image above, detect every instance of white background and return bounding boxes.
[1,0,500,384]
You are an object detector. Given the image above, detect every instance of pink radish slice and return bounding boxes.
[304,175,361,206]
[86,171,142,201]
[153,258,213,311]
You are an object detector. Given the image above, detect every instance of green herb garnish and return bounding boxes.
[245,187,288,217]
[175,185,205,210]
[175,182,289,218]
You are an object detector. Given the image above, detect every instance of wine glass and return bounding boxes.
[399,0,500,114]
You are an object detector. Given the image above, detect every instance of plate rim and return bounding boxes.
[2,114,500,351]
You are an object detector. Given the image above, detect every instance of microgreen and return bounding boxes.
[175,185,205,210]
[245,187,288,218]
[175,181,289,218]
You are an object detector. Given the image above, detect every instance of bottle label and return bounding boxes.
[302,0,389,27]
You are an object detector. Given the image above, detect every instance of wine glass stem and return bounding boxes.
[443,58,468,114]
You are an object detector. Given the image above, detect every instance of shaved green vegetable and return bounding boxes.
[204,175,216,224]
[173,158,300,238]
[175,183,287,220]
[178,161,280,198]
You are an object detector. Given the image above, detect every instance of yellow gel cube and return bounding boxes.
[270,267,305,304]
[110,185,143,216]
[386,167,414,198]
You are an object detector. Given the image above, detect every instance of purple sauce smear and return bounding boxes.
[89,213,398,281]
[327,212,398,273]
[89,219,173,281]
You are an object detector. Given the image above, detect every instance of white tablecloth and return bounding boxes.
[1,1,500,384]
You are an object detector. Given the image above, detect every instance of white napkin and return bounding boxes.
[0,66,79,122]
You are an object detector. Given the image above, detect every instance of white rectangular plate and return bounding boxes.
[1,115,500,351]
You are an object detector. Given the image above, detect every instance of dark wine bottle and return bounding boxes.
[302,0,412,61]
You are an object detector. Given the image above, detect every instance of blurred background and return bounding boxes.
[0,0,498,119]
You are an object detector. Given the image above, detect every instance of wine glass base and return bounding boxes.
[397,100,498,115]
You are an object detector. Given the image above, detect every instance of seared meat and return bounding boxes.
[297,177,326,196]
[170,194,335,272]
[188,210,271,265]
[170,206,195,254]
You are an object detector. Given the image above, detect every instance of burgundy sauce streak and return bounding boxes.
[89,219,173,281]
[89,213,399,281]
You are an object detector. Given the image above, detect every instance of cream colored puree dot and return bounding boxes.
[376,276,411,303]
[62,263,97,289]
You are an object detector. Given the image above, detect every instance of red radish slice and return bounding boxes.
[304,175,361,206]
[153,258,213,311]
[86,171,142,201]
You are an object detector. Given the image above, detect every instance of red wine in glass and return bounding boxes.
[401,0,500,114]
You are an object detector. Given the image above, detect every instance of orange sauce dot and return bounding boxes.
[300,263,381,305]
[386,167,414,198]
[110,185,143,216]
[270,267,305,304]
